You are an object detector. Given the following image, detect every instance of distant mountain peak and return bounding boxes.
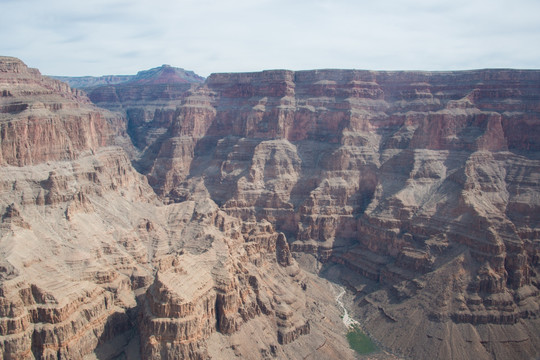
[132,65,205,85]
[50,65,205,89]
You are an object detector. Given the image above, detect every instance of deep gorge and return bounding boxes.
[1,56,539,359]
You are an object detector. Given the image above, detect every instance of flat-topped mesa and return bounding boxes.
[186,68,539,147]
[205,69,360,141]
[152,67,540,198]
[291,68,540,86]
[148,68,540,236]
[206,70,295,97]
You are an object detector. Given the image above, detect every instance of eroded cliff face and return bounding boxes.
[0,58,353,360]
[2,56,540,360]
[69,65,206,183]
[101,68,540,360]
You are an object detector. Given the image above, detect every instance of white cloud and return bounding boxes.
[0,0,539,76]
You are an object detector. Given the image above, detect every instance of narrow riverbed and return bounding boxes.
[335,285,360,329]
[335,285,379,356]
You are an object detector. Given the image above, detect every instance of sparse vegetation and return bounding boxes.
[346,325,377,355]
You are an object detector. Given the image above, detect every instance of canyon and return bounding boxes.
[1,56,540,359]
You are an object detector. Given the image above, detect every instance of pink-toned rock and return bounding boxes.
[134,67,540,360]
[0,57,126,167]
[2,56,540,360]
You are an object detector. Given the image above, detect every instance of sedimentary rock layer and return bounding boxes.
[0,57,353,360]
[3,55,540,359]
[106,67,540,360]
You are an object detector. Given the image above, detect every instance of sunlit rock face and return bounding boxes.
[0,57,354,360]
[108,67,539,360]
[3,56,540,359]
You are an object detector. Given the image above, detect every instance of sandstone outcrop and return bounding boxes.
[0,57,353,360]
[0,57,155,359]
[138,208,317,359]
[109,67,539,359]
[63,65,206,186]
[3,55,540,359]
[0,57,120,167]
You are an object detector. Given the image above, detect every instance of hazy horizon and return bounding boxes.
[1,0,539,77]
[48,65,540,80]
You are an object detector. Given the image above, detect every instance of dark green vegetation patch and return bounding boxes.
[347,325,378,355]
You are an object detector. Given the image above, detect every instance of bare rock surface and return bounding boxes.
[2,57,540,359]
[52,65,204,93]
[57,65,206,169]
[0,57,353,360]
[113,67,540,359]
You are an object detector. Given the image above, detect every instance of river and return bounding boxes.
[335,285,360,329]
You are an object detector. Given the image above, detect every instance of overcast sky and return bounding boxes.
[1,0,539,77]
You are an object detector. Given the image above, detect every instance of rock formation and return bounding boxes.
[0,57,353,360]
[2,56,540,359]
[58,65,206,180]
[81,67,539,359]
[52,65,204,93]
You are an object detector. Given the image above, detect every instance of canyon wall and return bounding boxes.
[0,57,353,360]
[2,56,540,359]
[84,67,540,360]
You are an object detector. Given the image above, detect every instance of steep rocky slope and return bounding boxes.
[100,68,539,359]
[3,56,540,359]
[0,57,353,360]
[61,65,205,174]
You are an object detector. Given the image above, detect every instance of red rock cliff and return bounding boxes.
[0,57,128,166]
[130,67,540,360]
[0,58,353,360]
[6,58,539,360]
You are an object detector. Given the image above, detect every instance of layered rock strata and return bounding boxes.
[59,65,206,170]
[3,56,540,359]
[138,207,317,359]
[0,57,353,360]
[123,68,540,360]
[0,57,152,359]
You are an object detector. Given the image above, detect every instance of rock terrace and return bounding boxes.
[1,56,540,360]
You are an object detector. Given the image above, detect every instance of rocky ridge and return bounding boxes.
[0,57,353,359]
[84,67,540,360]
[1,56,540,360]
[52,65,204,92]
